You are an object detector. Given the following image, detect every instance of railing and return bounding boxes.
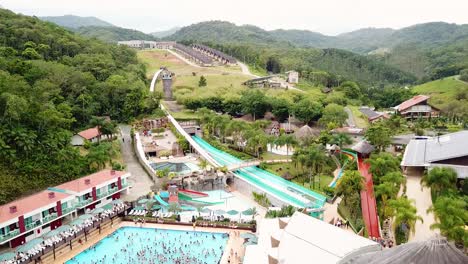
[25,221,42,231]
[0,229,21,243]
[97,191,109,199]
[77,198,93,208]
[42,213,58,223]
[62,206,76,215]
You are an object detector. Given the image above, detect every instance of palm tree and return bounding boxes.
[427,196,467,247]
[199,159,209,175]
[304,144,327,189]
[388,197,423,239]
[421,167,457,197]
[375,182,397,219]
[275,134,298,156]
[329,133,352,160]
[335,170,365,205]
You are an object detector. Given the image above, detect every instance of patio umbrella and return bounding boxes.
[0,252,15,262]
[152,205,162,210]
[44,225,71,239]
[102,203,113,210]
[226,210,239,216]
[181,205,195,211]
[243,240,257,246]
[133,206,145,211]
[16,238,43,252]
[201,208,212,214]
[79,214,93,220]
[91,207,104,214]
[240,233,257,239]
[70,219,84,226]
[242,208,255,216]
[111,199,123,205]
[137,198,149,204]
[214,209,226,215]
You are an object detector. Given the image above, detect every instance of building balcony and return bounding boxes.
[97,191,109,199]
[62,206,76,215]
[77,198,93,208]
[42,213,58,223]
[25,221,42,231]
[0,229,21,243]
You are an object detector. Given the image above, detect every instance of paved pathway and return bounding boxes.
[405,172,439,241]
[344,107,356,128]
[237,61,259,78]
[165,49,201,68]
[119,124,153,201]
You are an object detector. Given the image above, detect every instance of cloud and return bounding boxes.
[2,0,467,35]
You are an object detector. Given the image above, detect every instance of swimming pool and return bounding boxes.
[66,227,228,264]
[150,162,200,174]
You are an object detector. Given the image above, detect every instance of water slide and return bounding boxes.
[357,157,380,238]
[329,150,357,188]
[154,194,169,207]
[178,192,223,205]
[179,189,208,197]
[192,136,327,209]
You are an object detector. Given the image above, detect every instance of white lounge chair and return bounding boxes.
[129,210,135,215]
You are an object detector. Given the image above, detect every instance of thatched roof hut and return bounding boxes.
[342,238,468,264]
[294,125,320,140]
[351,140,375,154]
[282,172,294,180]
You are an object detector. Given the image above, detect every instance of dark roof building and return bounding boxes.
[401,131,468,178]
[340,238,468,264]
[359,107,389,123]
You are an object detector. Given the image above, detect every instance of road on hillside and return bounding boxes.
[119,124,153,201]
[344,107,356,127]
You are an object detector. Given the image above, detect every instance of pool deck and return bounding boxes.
[55,221,249,264]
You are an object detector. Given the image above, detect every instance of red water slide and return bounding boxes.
[357,157,380,238]
[179,189,208,197]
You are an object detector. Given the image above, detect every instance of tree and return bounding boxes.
[428,196,468,247]
[329,133,352,159]
[319,103,348,127]
[240,90,270,120]
[266,57,281,73]
[274,134,298,156]
[388,197,423,240]
[460,69,468,82]
[421,167,457,197]
[270,98,291,122]
[199,159,209,174]
[367,153,401,185]
[339,81,361,99]
[292,99,323,124]
[198,76,207,87]
[364,123,392,152]
[246,130,269,157]
[335,170,365,205]
[294,144,328,189]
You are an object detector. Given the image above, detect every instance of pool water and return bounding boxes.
[150,162,200,174]
[66,227,228,264]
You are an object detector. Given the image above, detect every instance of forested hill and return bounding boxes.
[74,26,157,42]
[39,15,156,42]
[168,21,468,82]
[0,9,158,204]
[39,15,114,28]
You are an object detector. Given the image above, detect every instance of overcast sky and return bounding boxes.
[1,0,467,35]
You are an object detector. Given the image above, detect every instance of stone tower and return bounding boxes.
[161,69,173,100]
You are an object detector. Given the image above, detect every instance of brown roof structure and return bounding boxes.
[294,125,320,140]
[77,126,101,140]
[351,140,375,154]
[396,95,430,112]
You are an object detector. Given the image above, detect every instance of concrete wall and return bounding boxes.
[231,174,288,208]
[133,133,156,181]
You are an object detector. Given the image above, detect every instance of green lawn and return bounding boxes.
[412,76,468,108]
[263,162,334,195]
[348,105,369,128]
[260,152,290,160]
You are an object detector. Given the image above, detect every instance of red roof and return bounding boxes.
[55,170,126,193]
[397,95,430,112]
[0,191,70,223]
[77,127,101,140]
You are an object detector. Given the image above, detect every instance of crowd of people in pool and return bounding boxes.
[0,203,126,264]
[68,228,229,264]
